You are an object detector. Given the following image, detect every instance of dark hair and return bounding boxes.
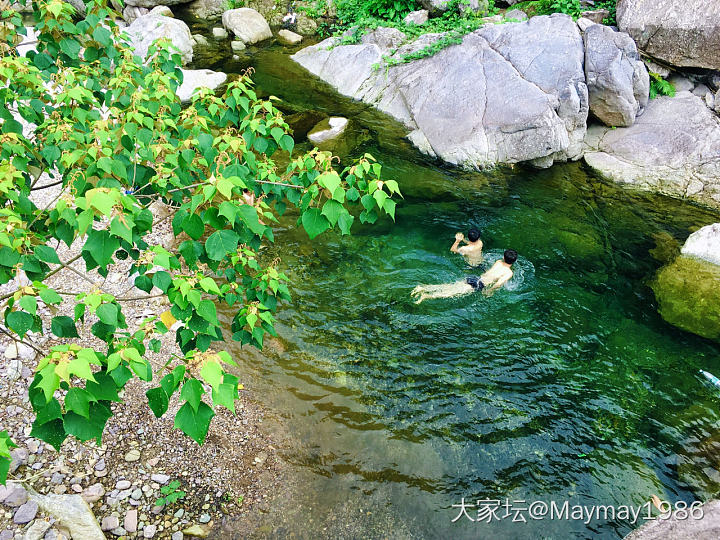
[467,228,481,242]
[504,249,518,265]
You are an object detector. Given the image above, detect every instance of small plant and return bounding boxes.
[649,72,675,99]
[155,480,186,507]
[537,0,582,18]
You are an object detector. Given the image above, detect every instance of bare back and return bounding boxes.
[481,260,513,289]
[458,242,483,266]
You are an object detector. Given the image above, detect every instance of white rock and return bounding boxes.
[23,518,51,540]
[231,40,246,53]
[681,223,720,266]
[212,27,228,39]
[277,29,303,45]
[149,5,172,16]
[308,117,348,145]
[176,69,227,104]
[126,12,193,65]
[101,516,119,531]
[222,8,272,45]
[668,74,694,93]
[403,9,429,25]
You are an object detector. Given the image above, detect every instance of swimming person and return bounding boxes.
[450,228,483,266]
[411,249,518,304]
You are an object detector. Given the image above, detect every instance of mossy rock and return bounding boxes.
[651,256,720,341]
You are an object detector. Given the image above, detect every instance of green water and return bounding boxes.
[186,36,720,539]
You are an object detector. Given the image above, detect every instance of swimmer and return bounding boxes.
[411,249,518,304]
[450,228,483,266]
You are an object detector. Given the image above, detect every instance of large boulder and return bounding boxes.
[186,0,226,20]
[624,499,720,539]
[176,69,227,104]
[583,92,720,209]
[681,223,720,267]
[126,9,193,64]
[222,8,272,45]
[583,22,649,127]
[292,15,588,169]
[616,0,720,70]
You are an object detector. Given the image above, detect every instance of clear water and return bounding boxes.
[184,35,720,539]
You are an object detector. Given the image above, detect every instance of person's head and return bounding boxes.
[467,228,481,242]
[503,249,518,265]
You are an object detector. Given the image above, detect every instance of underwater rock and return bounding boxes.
[650,256,720,341]
[307,117,348,146]
[277,29,303,45]
[292,15,588,169]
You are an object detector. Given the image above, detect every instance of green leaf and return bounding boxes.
[218,201,238,224]
[211,382,237,413]
[182,213,205,240]
[96,303,119,326]
[383,198,396,220]
[152,271,172,293]
[200,360,223,390]
[301,208,330,240]
[321,200,343,227]
[65,388,93,419]
[63,402,111,442]
[180,378,204,412]
[30,418,67,451]
[7,311,33,338]
[83,230,119,268]
[19,295,37,316]
[338,211,354,236]
[51,316,78,338]
[174,401,215,445]
[110,216,133,243]
[317,172,341,194]
[85,372,121,402]
[35,245,60,264]
[205,230,239,261]
[68,356,97,382]
[39,288,63,305]
[146,387,170,418]
[199,277,221,294]
[237,205,265,235]
[197,300,217,325]
[280,134,294,154]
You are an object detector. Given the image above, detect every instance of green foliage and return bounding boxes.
[155,479,186,506]
[0,431,18,484]
[536,0,582,19]
[594,0,617,25]
[0,0,400,466]
[649,72,676,99]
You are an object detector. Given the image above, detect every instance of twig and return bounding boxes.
[0,326,44,355]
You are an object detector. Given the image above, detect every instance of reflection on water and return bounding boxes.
[193,36,720,539]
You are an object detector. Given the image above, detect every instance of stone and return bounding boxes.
[150,474,170,484]
[124,449,141,462]
[403,10,429,25]
[617,0,720,70]
[580,9,609,24]
[681,223,720,266]
[81,484,104,504]
[186,0,226,20]
[124,509,138,533]
[222,8,272,45]
[693,83,711,98]
[171,532,183,540]
[307,117,348,147]
[131,488,142,500]
[4,342,34,361]
[110,527,127,536]
[292,15,588,169]
[3,485,28,507]
[198,513,211,523]
[707,92,716,110]
[419,0,488,16]
[231,40,246,53]
[9,447,29,473]
[126,12,193,65]
[4,342,18,359]
[101,516,120,531]
[27,492,104,540]
[124,0,189,8]
[149,5,172,17]
[583,93,720,209]
[116,481,131,490]
[277,29,303,45]
[669,74,694,93]
[505,9,527,22]
[176,69,227,104]
[192,34,209,47]
[5,359,22,381]
[212,27,228,39]
[144,523,157,538]
[0,531,10,540]
[13,501,38,524]
[94,459,105,472]
[625,499,720,539]
[583,23,649,127]
[181,524,210,538]
[24,518,51,540]
[123,5,149,23]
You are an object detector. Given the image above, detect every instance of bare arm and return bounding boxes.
[450,232,464,253]
[482,271,512,297]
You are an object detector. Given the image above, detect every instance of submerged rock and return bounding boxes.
[177,69,227,104]
[583,92,720,209]
[583,23,649,127]
[292,15,588,169]
[617,0,720,70]
[277,29,303,45]
[222,8,272,45]
[650,256,720,341]
[308,117,348,146]
[681,223,720,266]
[126,9,193,65]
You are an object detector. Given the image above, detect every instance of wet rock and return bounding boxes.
[211,27,227,39]
[681,223,720,266]
[308,117,348,146]
[222,8,272,45]
[277,29,302,45]
[182,524,210,538]
[624,499,720,539]
[13,500,38,524]
[231,40,246,53]
[404,10,428,25]
[583,23,649,127]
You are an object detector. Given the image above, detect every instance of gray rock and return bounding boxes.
[24,519,51,540]
[617,0,720,70]
[150,474,170,485]
[307,117,348,146]
[277,29,303,45]
[212,27,228,39]
[404,10,429,25]
[0,530,11,540]
[126,12,193,65]
[231,40,246,53]
[28,492,104,540]
[186,0,226,20]
[681,223,720,266]
[176,69,227,104]
[123,5,149,24]
[198,513,211,523]
[420,0,488,16]
[9,447,29,473]
[81,484,105,504]
[93,459,105,472]
[583,93,720,209]
[505,9,527,22]
[110,527,127,536]
[125,0,189,8]
[624,498,720,539]
[222,8,272,45]
[116,481,131,490]
[192,34,209,47]
[5,359,22,381]
[584,23,649,126]
[143,523,157,538]
[101,516,120,531]
[693,83,712,98]
[4,485,28,507]
[669,74,694,93]
[171,532,183,540]
[292,15,588,169]
[123,449,141,462]
[580,9,610,24]
[13,501,38,524]
[130,488,142,500]
[124,509,138,533]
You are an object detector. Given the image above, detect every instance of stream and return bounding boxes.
[184,28,720,539]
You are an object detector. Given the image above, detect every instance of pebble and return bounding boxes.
[124,449,141,462]
[13,500,38,524]
[144,524,157,538]
[94,458,106,471]
[173,508,184,519]
[116,480,131,490]
[131,488,143,500]
[199,513,211,524]
[53,485,67,495]
[71,484,82,493]
[101,516,120,531]
[111,527,127,536]
[146,458,159,467]
[24,519,51,540]
[171,532,183,540]
[81,483,105,503]
[0,530,13,540]
[94,469,108,478]
[124,509,138,533]
[151,473,170,484]
[3,486,28,507]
